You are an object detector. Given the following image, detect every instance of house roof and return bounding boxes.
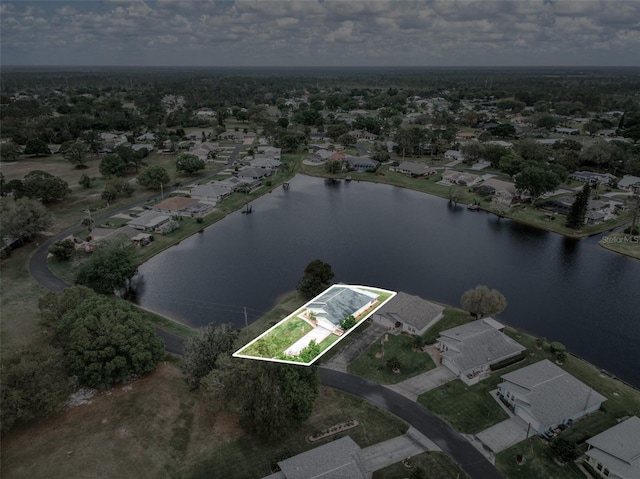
[307,286,378,327]
[586,416,640,479]
[127,211,171,229]
[438,319,525,374]
[373,291,443,331]
[190,183,231,200]
[277,436,366,479]
[500,360,606,430]
[154,196,198,211]
[482,178,517,196]
[618,175,640,189]
[395,161,434,175]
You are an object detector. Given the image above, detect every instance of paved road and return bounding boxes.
[319,368,506,479]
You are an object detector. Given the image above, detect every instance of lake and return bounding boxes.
[133,175,640,387]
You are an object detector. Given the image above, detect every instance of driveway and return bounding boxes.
[362,427,439,472]
[475,416,530,454]
[321,322,386,372]
[386,366,456,401]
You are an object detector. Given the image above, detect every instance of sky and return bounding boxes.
[1,0,639,67]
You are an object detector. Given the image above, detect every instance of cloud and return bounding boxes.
[0,0,638,66]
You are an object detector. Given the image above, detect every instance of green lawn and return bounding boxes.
[418,378,509,435]
[599,229,640,260]
[373,451,465,479]
[496,437,584,479]
[348,333,436,384]
[238,315,313,359]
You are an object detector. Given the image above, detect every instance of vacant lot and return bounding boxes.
[1,362,408,479]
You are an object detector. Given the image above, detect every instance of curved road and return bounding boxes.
[28,141,504,478]
[320,368,505,479]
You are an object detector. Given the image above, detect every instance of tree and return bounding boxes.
[550,438,580,463]
[460,284,507,319]
[183,323,238,390]
[114,144,144,172]
[515,164,563,203]
[1,345,73,432]
[498,150,524,176]
[460,142,483,163]
[78,173,95,188]
[176,153,205,175]
[210,358,319,441]
[22,170,70,203]
[0,141,21,162]
[102,177,134,202]
[297,259,335,300]
[566,183,590,229]
[58,295,164,389]
[340,315,356,330]
[75,243,137,294]
[325,159,342,174]
[38,286,95,340]
[62,140,90,168]
[49,238,75,260]
[99,153,127,178]
[137,165,170,190]
[0,197,52,242]
[23,139,50,157]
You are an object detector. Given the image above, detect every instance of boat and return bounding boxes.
[345,176,352,182]
[467,203,479,211]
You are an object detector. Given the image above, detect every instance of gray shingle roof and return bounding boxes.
[500,360,606,431]
[438,319,525,374]
[586,416,640,479]
[278,436,366,479]
[307,286,378,327]
[373,292,443,331]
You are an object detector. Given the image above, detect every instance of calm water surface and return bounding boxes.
[133,175,640,387]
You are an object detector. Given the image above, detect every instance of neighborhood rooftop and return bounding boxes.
[372,291,443,334]
[585,416,640,479]
[500,359,606,432]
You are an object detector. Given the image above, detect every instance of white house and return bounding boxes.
[436,318,526,385]
[190,183,232,203]
[497,360,606,434]
[127,211,173,232]
[585,416,640,479]
[391,161,438,178]
[371,291,444,336]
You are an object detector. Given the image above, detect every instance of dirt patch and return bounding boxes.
[212,411,243,439]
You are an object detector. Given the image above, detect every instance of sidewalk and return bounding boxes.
[362,427,441,472]
[386,366,456,401]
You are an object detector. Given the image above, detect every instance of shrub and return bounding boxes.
[556,351,568,363]
[550,438,580,463]
[550,342,566,354]
[624,226,639,235]
[535,337,546,348]
[49,239,75,260]
[340,315,356,330]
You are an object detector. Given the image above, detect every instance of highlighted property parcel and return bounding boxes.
[233,285,397,366]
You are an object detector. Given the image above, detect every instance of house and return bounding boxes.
[306,286,379,332]
[456,132,477,140]
[153,196,199,214]
[263,436,369,479]
[484,140,514,149]
[131,144,154,153]
[307,149,334,163]
[346,156,379,172]
[238,167,270,180]
[127,211,173,232]
[584,416,640,479]
[497,359,606,434]
[391,161,437,177]
[478,178,520,207]
[131,232,153,246]
[585,210,606,225]
[444,150,466,161]
[617,175,640,192]
[256,146,282,160]
[136,133,156,142]
[436,318,526,385]
[570,171,617,186]
[371,291,444,336]
[441,170,482,187]
[554,127,580,135]
[349,129,378,141]
[250,156,282,170]
[216,176,257,192]
[543,197,610,218]
[189,183,232,203]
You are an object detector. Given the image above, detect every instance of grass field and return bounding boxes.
[348,333,436,384]
[0,362,408,479]
[599,228,640,260]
